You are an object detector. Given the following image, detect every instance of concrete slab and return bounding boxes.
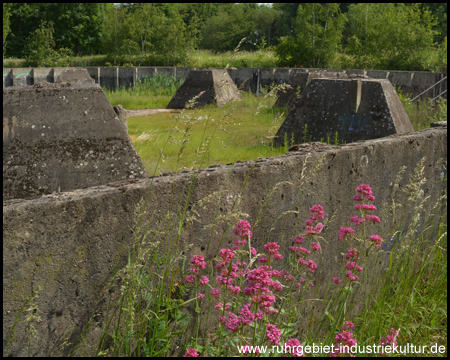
[85,67,100,83]
[3,82,148,201]
[366,70,389,79]
[167,69,242,109]
[155,67,176,77]
[136,67,156,80]
[55,68,95,84]
[273,78,414,147]
[12,68,33,86]
[118,67,136,89]
[32,68,53,84]
[99,67,118,90]
[3,68,13,88]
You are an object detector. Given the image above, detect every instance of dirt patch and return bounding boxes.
[125,108,182,117]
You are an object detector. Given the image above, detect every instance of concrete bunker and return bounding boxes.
[273,77,414,147]
[3,82,148,201]
[167,69,241,109]
[275,70,358,110]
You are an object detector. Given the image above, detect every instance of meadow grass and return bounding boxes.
[124,91,290,174]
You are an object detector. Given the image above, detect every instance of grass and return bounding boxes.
[107,83,292,174]
[103,74,186,109]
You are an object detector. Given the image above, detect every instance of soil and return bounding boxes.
[125,108,182,117]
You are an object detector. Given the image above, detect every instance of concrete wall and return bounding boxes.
[3,83,148,201]
[3,126,447,356]
[3,67,447,100]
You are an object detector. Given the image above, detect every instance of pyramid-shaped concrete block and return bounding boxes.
[3,82,148,200]
[273,78,414,147]
[167,69,241,109]
[275,71,358,110]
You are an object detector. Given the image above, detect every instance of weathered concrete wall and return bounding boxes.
[167,69,242,109]
[3,126,447,356]
[3,82,148,201]
[274,78,414,146]
[3,67,447,100]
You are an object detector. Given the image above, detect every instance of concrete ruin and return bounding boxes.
[166,69,241,109]
[274,70,364,110]
[273,78,415,147]
[3,82,148,201]
[3,123,447,356]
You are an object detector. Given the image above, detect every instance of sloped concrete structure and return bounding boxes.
[3,126,447,356]
[275,71,358,110]
[167,69,241,109]
[3,82,148,201]
[273,78,414,147]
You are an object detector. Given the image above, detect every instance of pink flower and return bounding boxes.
[356,184,373,197]
[309,204,325,220]
[305,223,324,235]
[353,194,364,202]
[251,247,257,256]
[210,288,221,299]
[214,302,230,311]
[346,271,359,282]
[380,328,399,355]
[227,285,242,295]
[333,276,342,284]
[338,227,355,240]
[200,275,209,285]
[366,214,381,223]
[369,234,384,247]
[343,321,355,330]
[219,248,235,263]
[264,242,280,255]
[335,330,357,347]
[273,253,283,261]
[233,220,252,240]
[311,242,321,252]
[219,312,241,333]
[266,323,281,345]
[349,216,365,226]
[184,274,195,284]
[354,203,377,211]
[294,235,305,244]
[258,256,270,263]
[345,248,359,260]
[284,338,305,357]
[306,259,318,273]
[197,293,205,299]
[190,255,206,269]
[183,347,199,357]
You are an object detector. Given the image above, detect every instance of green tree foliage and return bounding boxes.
[24,21,72,67]
[101,4,199,66]
[276,3,347,67]
[345,3,438,70]
[5,3,106,58]
[3,3,13,54]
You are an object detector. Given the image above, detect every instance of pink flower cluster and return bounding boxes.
[305,204,325,235]
[330,321,357,357]
[283,338,305,357]
[184,254,209,285]
[266,323,282,345]
[183,347,199,357]
[380,328,399,355]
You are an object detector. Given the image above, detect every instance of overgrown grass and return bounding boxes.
[396,86,448,131]
[125,89,292,174]
[104,74,185,109]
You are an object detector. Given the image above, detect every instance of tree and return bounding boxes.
[276,3,347,67]
[345,3,438,70]
[3,3,13,54]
